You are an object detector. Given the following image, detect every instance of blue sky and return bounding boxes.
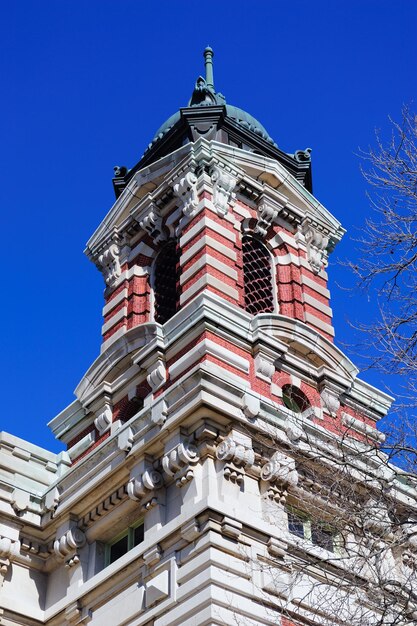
[1,1,416,452]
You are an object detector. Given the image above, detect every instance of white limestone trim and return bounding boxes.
[101,305,127,335]
[304,312,335,337]
[169,338,250,380]
[129,240,155,262]
[180,274,239,305]
[341,413,386,443]
[181,234,237,266]
[100,324,127,353]
[102,287,129,317]
[180,215,236,247]
[233,203,252,219]
[179,253,238,286]
[303,293,333,318]
[301,274,331,298]
[268,230,295,249]
[67,432,95,461]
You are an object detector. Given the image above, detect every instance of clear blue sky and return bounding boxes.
[1,1,416,452]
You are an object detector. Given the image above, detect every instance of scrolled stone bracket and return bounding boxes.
[210,165,237,216]
[260,451,298,504]
[301,219,330,274]
[139,202,166,244]
[173,171,198,219]
[54,528,86,568]
[162,441,200,487]
[127,469,164,511]
[147,356,167,392]
[254,198,280,237]
[216,432,255,485]
[97,240,121,288]
[94,401,113,435]
[0,536,20,588]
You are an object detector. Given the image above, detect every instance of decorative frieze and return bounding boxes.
[54,528,86,568]
[162,440,200,487]
[216,432,255,485]
[210,166,236,216]
[173,171,198,218]
[260,451,298,504]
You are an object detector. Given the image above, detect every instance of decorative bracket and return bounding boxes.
[94,401,113,435]
[210,166,236,216]
[254,197,280,237]
[139,202,166,244]
[54,528,86,568]
[147,357,167,392]
[216,432,255,485]
[173,171,198,219]
[162,440,200,487]
[97,241,121,288]
[301,220,330,274]
[260,451,298,504]
[0,536,20,589]
[127,469,164,512]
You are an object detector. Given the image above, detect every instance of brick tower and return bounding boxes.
[1,49,416,626]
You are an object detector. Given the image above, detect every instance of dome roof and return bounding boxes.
[145,47,276,154]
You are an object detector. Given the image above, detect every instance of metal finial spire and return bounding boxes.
[204,46,214,90]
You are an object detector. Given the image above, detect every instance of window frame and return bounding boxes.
[104,519,144,567]
[286,506,340,554]
[242,235,277,315]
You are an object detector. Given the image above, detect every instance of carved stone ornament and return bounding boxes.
[260,451,298,504]
[254,355,275,383]
[301,220,329,274]
[54,528,86,568]
[94,403,113,435]
[210,166,237,216]
[97,242,121,287]
[162,441,200,487]
[320,387,340,418]
[0,536,20,588]
[147,358,167,392]
[139,202,165,243]
[216,435,255,485]
[254,199,279,237]
[173,171,198,218]
[127,469,164,511]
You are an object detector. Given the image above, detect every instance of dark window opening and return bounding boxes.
[154,241,179,324]
[106,521,144,566]
[242,236,274,315]
[282,385,310,413]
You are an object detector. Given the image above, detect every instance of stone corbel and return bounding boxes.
[94,401,113,435]
[54,528,86,568]
[320,386,341,418]
[147,356,167,392]
[254,353,275,384]
[301,220,330,274]
[97,241,121,288]
[162,440,200,487]
[127,468,164,512]
[139,202,166,244]
[216,431,255,485]
[0,536,20,588]
[260,451,298,504]
[210,165,237,216]
[254,197,280,237]
[173,171,198,218]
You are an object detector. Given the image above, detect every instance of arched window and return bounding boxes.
[242,236,274,314]
[154,241,179,324]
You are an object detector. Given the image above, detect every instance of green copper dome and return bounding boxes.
[145,47,276,153]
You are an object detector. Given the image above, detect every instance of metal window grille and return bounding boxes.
[154,241,179,324]
[242,236,274,314]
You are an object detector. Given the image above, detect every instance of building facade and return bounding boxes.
[1,49,416,626]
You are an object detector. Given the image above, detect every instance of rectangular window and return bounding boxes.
[105,520,144,566]
[287,508,337,553]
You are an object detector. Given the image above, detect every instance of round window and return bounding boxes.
[282,385,310,413]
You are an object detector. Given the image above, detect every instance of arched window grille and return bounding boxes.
[154,241,179,324]
[242,236,274,314]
